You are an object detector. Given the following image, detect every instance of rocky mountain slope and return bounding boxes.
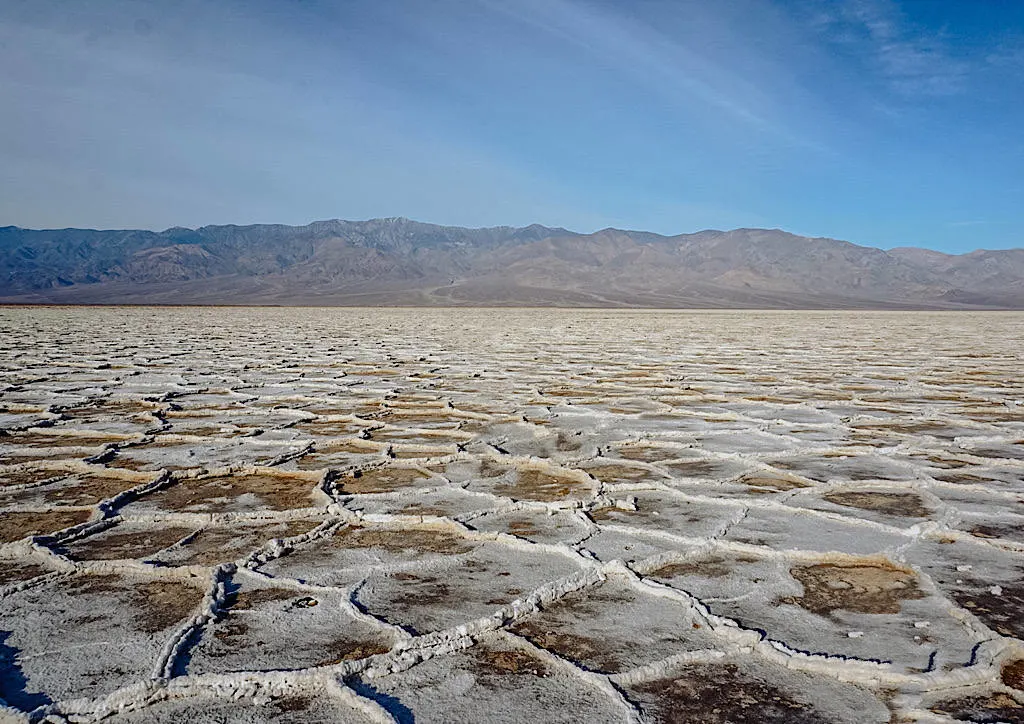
[1,218,1021,308]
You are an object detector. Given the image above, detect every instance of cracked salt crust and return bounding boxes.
[0,307,1023,723]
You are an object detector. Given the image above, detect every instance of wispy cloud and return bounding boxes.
[812,0,969,97]
[477,0,830,152]
[985,38,1024,70]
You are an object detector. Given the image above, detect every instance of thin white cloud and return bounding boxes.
[985,39,1024,70]
[814,0,969,97]
[477,0,832,153]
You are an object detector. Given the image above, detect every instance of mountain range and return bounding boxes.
[1,218,1022,308]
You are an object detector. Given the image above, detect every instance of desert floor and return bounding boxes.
[1,307,1023,723]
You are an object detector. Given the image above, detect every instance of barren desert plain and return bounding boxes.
[1,306,1023,723]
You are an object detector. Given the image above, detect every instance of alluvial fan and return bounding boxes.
[1,307,1023,723]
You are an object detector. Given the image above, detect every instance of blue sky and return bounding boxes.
[1,0,1022,252]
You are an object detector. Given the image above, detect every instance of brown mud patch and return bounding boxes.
[742,474,809,493]
[164,405,246,419]
[335,466,431,494]
[742,395,795,403]
[961,410,1024,424]
[104,448,200,472]
[933,471,993,485]
[63,524,195,561]
[60,400,160,420]
[823,491,932,518]
[784,560,925,616]
[1004,660,1024,691]
[506,519,541,539]
[63,572,122,596]
[335,526,474,555]
[930,693,1024,723]
[924,454,973,469]
[315,440,384,455]
[945,579,1024,638]
[1,509,91,543]
[628,663,829,724]
[0,432,126,449]
[0,469,68,488]
[375,573,469,632]
[313,636,392,666]
[0,561,50,586]
[580,464,657,484]
[613,444,681,463]
[508,624,614,672]
[166,520,318,566]
[963,445,1024,461]
[380,410,465,426]
[662,460,730,479]
[852,421,954,437]
[489,466,593,502]
[471,645,549,678]
[589,505,635,522]
[970,524,1019,540]
[165,424,260,438]
[453,402,515,416]
[131,580,204,633]
[41,475,142,506]
[143,473,318,512]
[1,450,99,465]
[388,446,453,460]
[605,402,662,415]
[268,697,314,714]
[395,501,456,517]
[59,574,202,633]
[773,458,900,481]
[223,586,298,612]
[509,584,637,672]
[649,556,734,580]
[290,420,366,437]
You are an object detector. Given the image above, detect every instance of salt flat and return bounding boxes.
[1,307,1023,723]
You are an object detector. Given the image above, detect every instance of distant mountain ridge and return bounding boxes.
[1,218,1022,308]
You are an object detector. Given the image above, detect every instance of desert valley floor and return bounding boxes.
[1,307,1023,723]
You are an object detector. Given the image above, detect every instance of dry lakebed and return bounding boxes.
[1,307,1023,723]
